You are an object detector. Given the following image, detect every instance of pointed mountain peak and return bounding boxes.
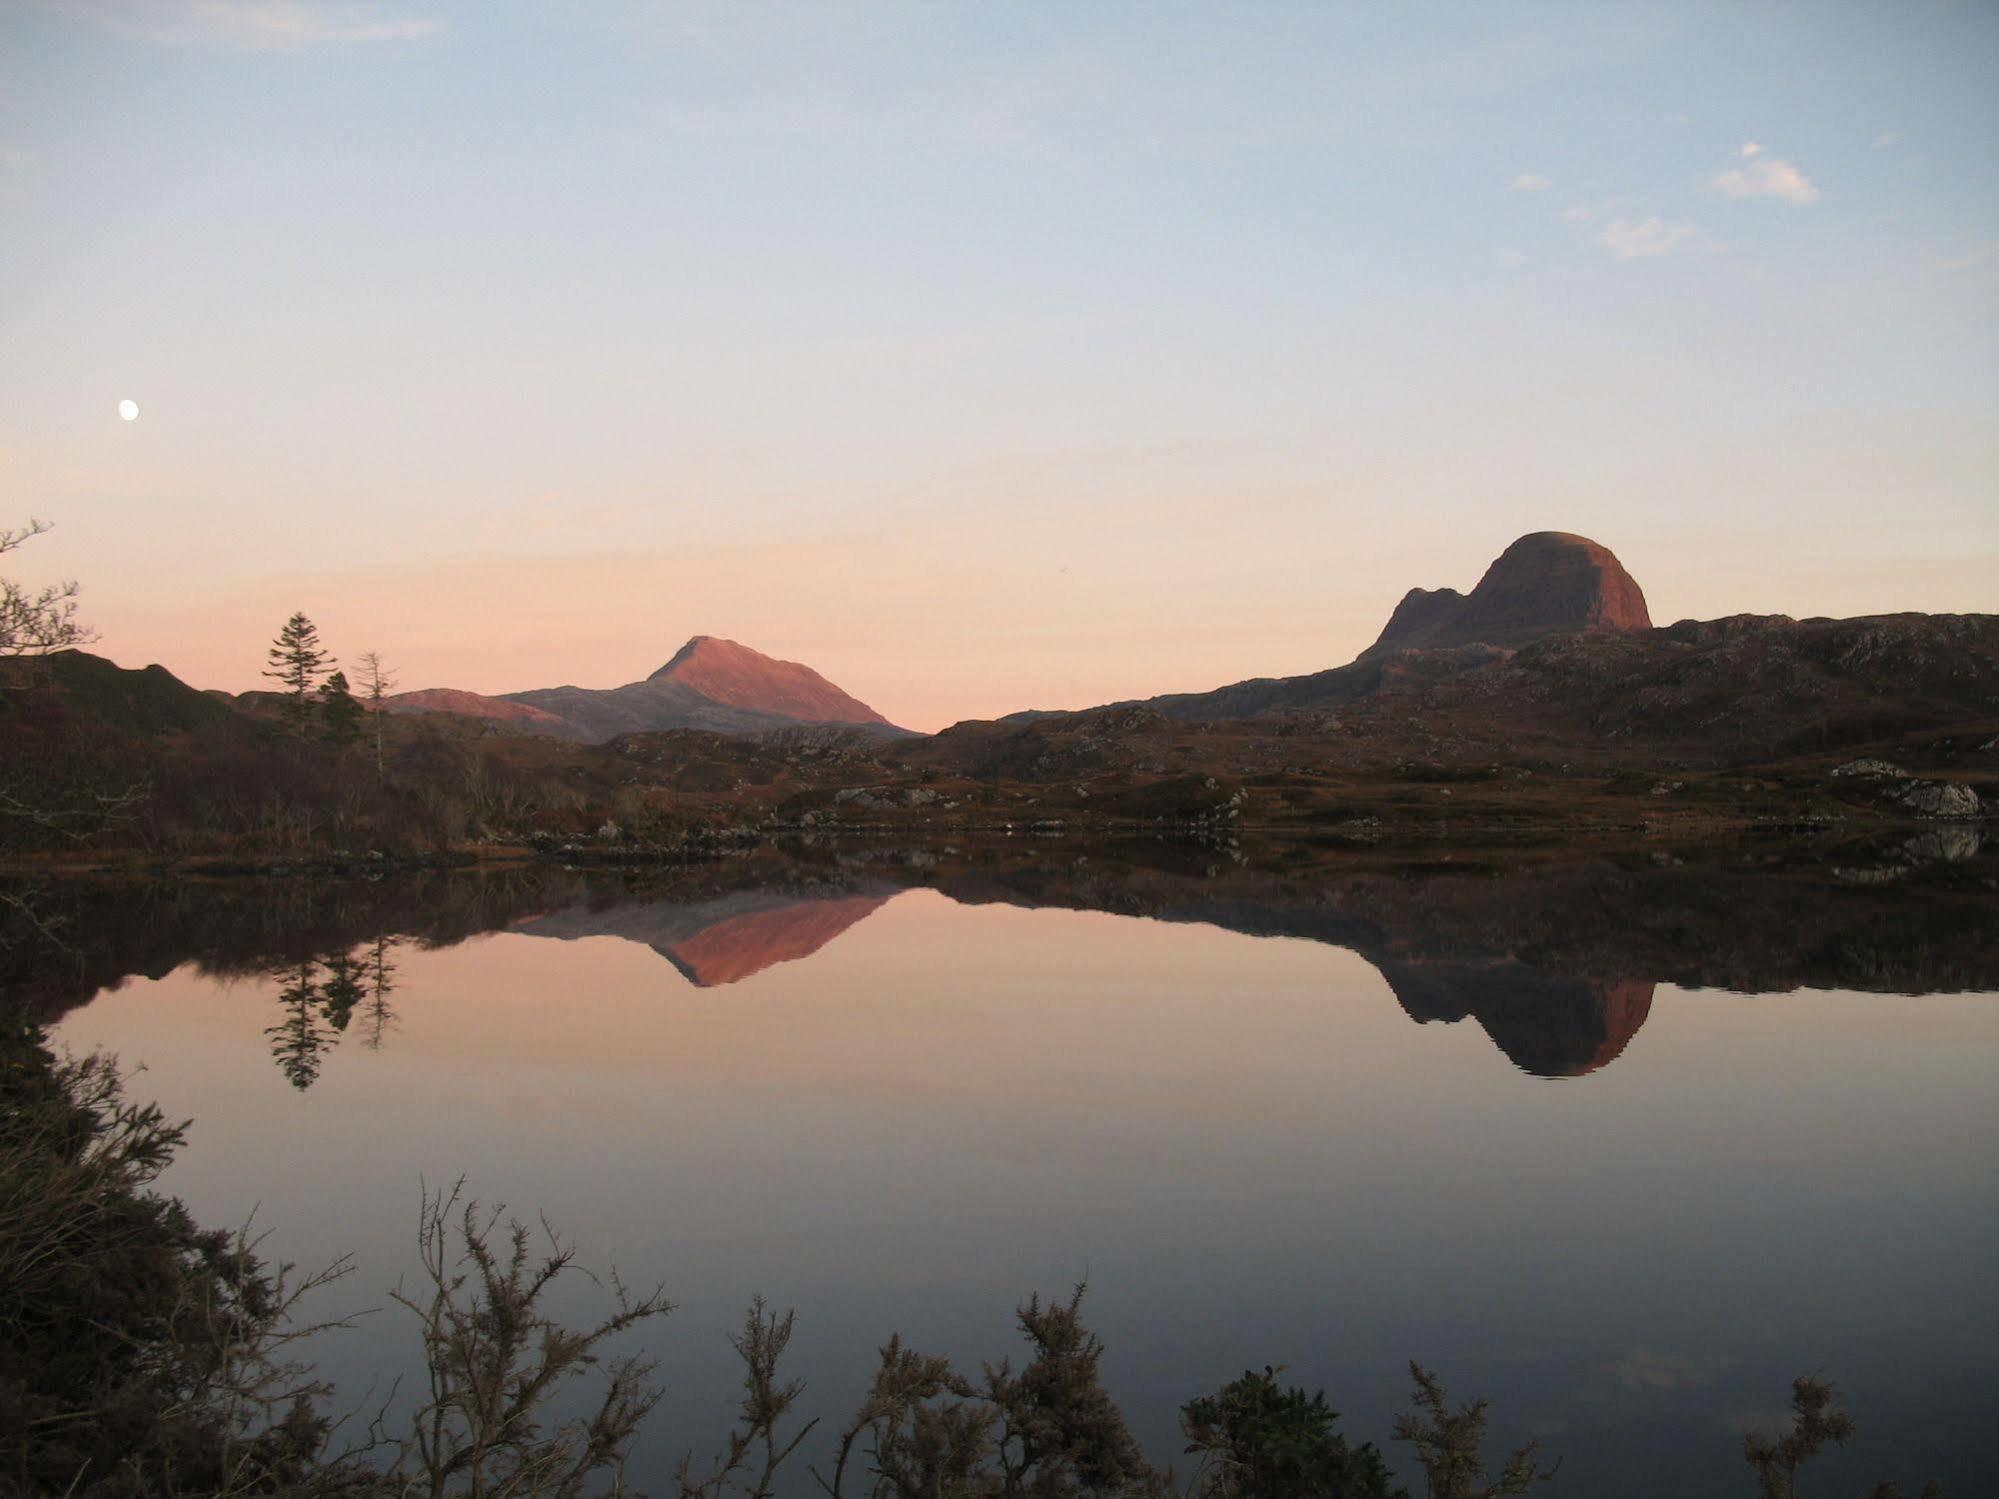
[651,634,737,678]
[648,636,893,727]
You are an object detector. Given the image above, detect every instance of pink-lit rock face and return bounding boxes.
[661,894,895,986]
[647,636,893,727]
[1363,531,1653,658]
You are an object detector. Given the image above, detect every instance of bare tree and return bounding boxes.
[0,518,139,936]
[0,518,93,658]
[358,650,398,780]
[361,933,400,1050]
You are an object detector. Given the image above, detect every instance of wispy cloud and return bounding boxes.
[1510,172,1552,192]
[1612,1348,1712,1393]
[1872,132,1899,149]
[45,1,442,51]
[1559,204,1595,223]
[1710,146,1821,205]
[1592,216,1715,260]
[1934,241,1999,273]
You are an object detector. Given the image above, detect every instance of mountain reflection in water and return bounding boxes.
[12,835,1998,1087]
[22,836,1999,1498]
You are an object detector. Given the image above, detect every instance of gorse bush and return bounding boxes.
[0,1012,345,1498]
[1181,1369,1398,1499]
[0,1013,1945,1498]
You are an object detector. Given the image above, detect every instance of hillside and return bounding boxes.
[384,689,569,732]
[0,650,237,737]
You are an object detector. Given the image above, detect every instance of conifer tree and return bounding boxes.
[320,669,363,749]
[264,613,333,739]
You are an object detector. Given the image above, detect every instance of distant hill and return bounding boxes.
[0,650,236,736]
[388,636,910,743]
[383,688,569,731]
[935,531,1997,770]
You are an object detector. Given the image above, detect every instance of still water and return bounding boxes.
[37,847,1999,1496]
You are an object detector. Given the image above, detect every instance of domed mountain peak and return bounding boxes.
[1362,531,1651,659]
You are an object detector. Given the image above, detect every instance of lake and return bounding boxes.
[30,838,1999,1497]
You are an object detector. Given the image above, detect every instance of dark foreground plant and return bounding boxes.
[1389,1364,1555,1499]
[1181,1367,1400,1499]
[0,1011,349,1498]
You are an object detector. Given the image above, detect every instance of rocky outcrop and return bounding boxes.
[1881,779,1983,818]
[1828,757,1983,818]
[1361,531,1652,658]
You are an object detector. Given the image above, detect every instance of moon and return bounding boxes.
[118,399,140,422]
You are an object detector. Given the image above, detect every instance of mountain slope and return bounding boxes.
[390,636,907,743]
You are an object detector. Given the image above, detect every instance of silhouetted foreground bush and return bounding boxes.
[0,1015,1942,1499]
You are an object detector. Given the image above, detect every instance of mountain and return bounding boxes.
[1361,530,1652,658]
[921,530,1996,774]
[989,530,1654,726]
[646,636,894,725]
[389,636,908,743]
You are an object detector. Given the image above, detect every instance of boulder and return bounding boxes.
[1832,758,1906,779]
[1883,780,1982,819]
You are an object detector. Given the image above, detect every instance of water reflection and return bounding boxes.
[9,835,1998,1089]
[21,837,1999,1496]
[258,941,402,1087]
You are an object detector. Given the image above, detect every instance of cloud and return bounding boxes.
[1738,141,1764,158]
[1497,247,1530,266]
[1510,172,1553,192]
[1592,216,1715,260]
[1559,204,1595,223]
[47,1,442,50]
[1872,132,1899,149]
[1710,154,1821,205]
[1612,1348,1711,1393]
[1935,241,1999,273]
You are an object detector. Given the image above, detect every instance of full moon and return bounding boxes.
[118,399,140,422]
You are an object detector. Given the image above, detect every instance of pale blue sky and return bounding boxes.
[2,1,1994,726]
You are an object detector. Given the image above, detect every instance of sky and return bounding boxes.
[2,0,1995,731]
